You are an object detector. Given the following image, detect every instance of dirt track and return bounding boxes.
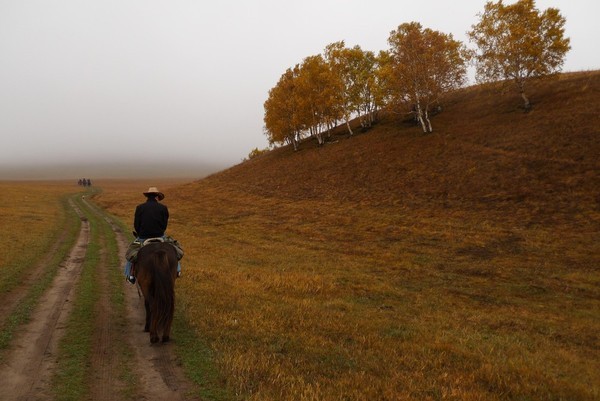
[0,196,199,400]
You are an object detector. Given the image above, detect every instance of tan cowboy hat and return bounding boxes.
[143,187,165,200]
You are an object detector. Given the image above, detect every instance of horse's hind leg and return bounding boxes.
[162,301,175,342]
[145,297,159,343]
[144,299,151,332]
[150,323,160,343]
[149,302,161,344]
[162,319,172,343]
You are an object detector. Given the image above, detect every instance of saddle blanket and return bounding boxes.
[125,236,184,262]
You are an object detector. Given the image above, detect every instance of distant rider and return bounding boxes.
[124,187,182,283]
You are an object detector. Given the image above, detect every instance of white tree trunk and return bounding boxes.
[316,132,323,145]
[346,119,354,136]
[424,109,433,133]
[415,103,427,133]
[521,91,531,110]
[518,78,531,110]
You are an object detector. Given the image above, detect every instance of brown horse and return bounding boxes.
[135,241,178,343]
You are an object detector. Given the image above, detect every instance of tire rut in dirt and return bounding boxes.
[0,200,90,400]
[0,199,76,326]
[89,226,120,400]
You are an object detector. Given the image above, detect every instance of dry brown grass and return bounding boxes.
[0,181,79,292]
[94,71,600,400]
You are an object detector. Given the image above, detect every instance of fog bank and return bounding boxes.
[0,161,227,180]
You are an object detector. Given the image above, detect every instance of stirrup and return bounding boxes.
[127,275,136,284]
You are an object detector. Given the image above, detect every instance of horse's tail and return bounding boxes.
[150,249,175,336]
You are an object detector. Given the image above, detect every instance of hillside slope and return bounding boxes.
[202,71,598,220]
[96,71,600,401]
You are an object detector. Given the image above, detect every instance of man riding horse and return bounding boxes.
[124,187,182,284]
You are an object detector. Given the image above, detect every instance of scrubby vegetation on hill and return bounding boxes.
[96,71,599,401]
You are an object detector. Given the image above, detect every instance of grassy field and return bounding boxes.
[94,72,600,400]
[0,182,79,293]
[0,182,82,356]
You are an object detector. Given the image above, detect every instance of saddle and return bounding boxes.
[142,237,166,246]
[125,236,184,263]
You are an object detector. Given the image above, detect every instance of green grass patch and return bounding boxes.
[100,203,139,399]
[58,194,139,399]
[174,297,237,401]
[52,197,101,401]
[52,192,137,400]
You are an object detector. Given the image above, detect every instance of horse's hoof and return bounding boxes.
[162,336,170,343]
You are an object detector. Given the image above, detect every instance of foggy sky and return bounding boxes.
[1,0,598,178]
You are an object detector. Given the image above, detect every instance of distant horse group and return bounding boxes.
[78,178,92,187]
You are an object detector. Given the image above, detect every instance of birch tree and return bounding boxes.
[386,22,469,133]
[355,49,379,128]
[468,0,570,109]
[264,68,302,150]
[372,50,395,114]
[296,55,338,145]
[324,42,351,135]
[324,41,372,136]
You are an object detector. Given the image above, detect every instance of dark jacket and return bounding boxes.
[134,198,169,238]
